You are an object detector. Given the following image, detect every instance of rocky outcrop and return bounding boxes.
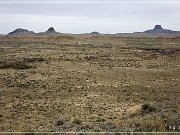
[44,27,60,35]
[8,28,35,35]
[154,25,163,30]
[144,25,180,34]
[90,31,100,35]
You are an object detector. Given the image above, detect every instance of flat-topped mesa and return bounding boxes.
[154,25,163,30]
[143,25,180,34]
[90,31,100,35]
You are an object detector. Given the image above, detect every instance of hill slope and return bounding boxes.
[8,28,35,35]
[144,25,180,34]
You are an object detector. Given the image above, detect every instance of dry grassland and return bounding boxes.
[0,35,179,132]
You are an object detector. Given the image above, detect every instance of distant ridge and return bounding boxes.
[90,31,100,35]
[143,25,180,34]
[5,25,180,35]
[8,28,35,35]
[8,27,61,35]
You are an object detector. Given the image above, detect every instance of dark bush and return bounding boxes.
[140,103,156,114]
[12,61,32,69]
[23,57,45,62]
[55,119,65,126]
[0,61,32,70]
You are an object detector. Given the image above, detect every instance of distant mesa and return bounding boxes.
[5,25,180,36]
[90,31,100,35]
[143,25,180,34]
[8,28,35,35]
[154,25,163,30]
[8,27,61,35]
[44,27,60,35]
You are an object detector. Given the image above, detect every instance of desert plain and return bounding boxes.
[0,34,179,133]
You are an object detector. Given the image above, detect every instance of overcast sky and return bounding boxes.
[0,0,180,34]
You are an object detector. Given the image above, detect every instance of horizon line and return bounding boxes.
[1,25,180,35]
[1,2,180,4]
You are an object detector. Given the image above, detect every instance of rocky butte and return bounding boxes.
[43,27,60,35]
[143,25,180,34]
[8,28,35,35]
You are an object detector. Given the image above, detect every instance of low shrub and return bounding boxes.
[72,117,82,125]
[23,57,45,62]
[140,103,156,115]
[55,118,65,126]
[0,61,32,70]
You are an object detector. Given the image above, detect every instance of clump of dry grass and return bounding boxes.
[23,57,45,63]
[72,117,82,125]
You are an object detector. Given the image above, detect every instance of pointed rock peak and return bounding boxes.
[46,27,56,32]
[154,25,163,30]
[43,27,60,34]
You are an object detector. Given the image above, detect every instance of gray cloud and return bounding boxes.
[0,1,180,34]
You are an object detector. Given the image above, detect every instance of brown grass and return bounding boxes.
[0,34,179,132]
